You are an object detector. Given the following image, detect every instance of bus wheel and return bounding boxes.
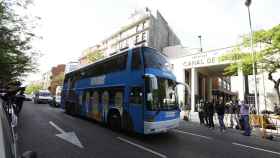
[108,112,121,131]
[65,102,71,115]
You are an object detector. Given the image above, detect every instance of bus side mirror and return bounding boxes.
[143,74,158,90]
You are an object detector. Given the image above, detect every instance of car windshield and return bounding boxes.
[145,77,178,111]
[39,92,50,96]
[143,47,171,71]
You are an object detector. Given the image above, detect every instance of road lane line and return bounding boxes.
[116,137,167,158]
[173,129,213,140]
[232,142,280,156]
[49,121,65,133]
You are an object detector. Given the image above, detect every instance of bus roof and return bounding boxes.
[66,46,157,76]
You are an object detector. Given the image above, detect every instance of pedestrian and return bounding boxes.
[207,100,215,128]
[215,99,226,132]
[203,100,209,126]
[239,100,251,136]
[198,99,204,125]
[227,101,234,128]
[232,100,241,129]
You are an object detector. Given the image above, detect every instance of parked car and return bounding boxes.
[49,86,61,107]
[24,94,32,101]
[33,90,52,104]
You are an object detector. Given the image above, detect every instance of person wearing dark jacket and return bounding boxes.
[215,100,226,132]
[207,100,215,128]
[203,101,209,126]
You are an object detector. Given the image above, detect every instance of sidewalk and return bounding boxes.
[179,118,280,142]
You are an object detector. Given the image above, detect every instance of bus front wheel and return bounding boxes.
[108,112,121,131]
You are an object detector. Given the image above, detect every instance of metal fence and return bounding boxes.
[250,114,280,139]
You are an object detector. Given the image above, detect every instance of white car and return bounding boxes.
[33,90,52,104]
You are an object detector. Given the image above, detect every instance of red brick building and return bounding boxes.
[49,64,65,95]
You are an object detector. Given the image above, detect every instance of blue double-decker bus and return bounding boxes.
[61,46,184,134]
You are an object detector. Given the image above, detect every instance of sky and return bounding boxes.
[25,0,280,83]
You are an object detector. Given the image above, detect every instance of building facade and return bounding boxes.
[164,45,279,114]
[41,71,51,90]
[49,64,65,95]
[65,61,79,74]
[164,45,238,112]
[79,8,181,65]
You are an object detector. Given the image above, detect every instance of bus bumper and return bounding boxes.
[144,118,180,134]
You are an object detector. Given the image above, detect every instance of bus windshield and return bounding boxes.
[143,47,171,71]
[146,77,178,111]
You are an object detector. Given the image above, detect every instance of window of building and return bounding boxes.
[142,21,146,30]
[142,32,147,41]
[125,39,128,47]
[135,34,140,44]
[136,25,139,33]
[131,48,142,70]
[119,41,123,49]
[129,87,143,104]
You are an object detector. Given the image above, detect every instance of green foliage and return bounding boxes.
[222,24,280,104]
[86,50,104,63]
[25,83,43,94]
[52,73,64,85]
[0,0,39,85]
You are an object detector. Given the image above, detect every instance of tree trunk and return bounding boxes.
[268,72,280,105]
[275,80,280,106]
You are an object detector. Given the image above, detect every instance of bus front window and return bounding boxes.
[143,47,171,71]
[146,77,178,111]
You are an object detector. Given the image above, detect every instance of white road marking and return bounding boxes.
[232,142,280,156]
[173,129,213,140]
[117,137,167,158]
[49,121,65,133]
[49,121,84,148]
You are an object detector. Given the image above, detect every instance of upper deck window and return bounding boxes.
[131,48,142,70]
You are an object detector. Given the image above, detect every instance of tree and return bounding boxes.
[86,50,104,63]
[25,83,43,94]
[49,72,65,95]
[0,0,39,86]
[52,73,65,86]
[221,24,280,105]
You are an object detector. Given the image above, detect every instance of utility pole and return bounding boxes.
[245,0,259,114]
[198,35,203,52]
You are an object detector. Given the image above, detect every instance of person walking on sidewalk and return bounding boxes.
[216,100,226,132]
[240,100,251,136]
[204,100,209,126]
[206,100,215,128]
[198,99,205,125]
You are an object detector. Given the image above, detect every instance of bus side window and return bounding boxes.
[84,91,90,113]
[131,48,141,70]
[91,91,99,112]
[129,87,143,104]
[102,91,110,111]
[114,91,123,108]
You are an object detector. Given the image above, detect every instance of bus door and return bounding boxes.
[128,86,144,133]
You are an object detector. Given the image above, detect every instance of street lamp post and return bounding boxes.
[198,35,203,52]
[245,0,259,114]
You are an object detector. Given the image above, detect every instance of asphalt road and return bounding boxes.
[17,101,280,158]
